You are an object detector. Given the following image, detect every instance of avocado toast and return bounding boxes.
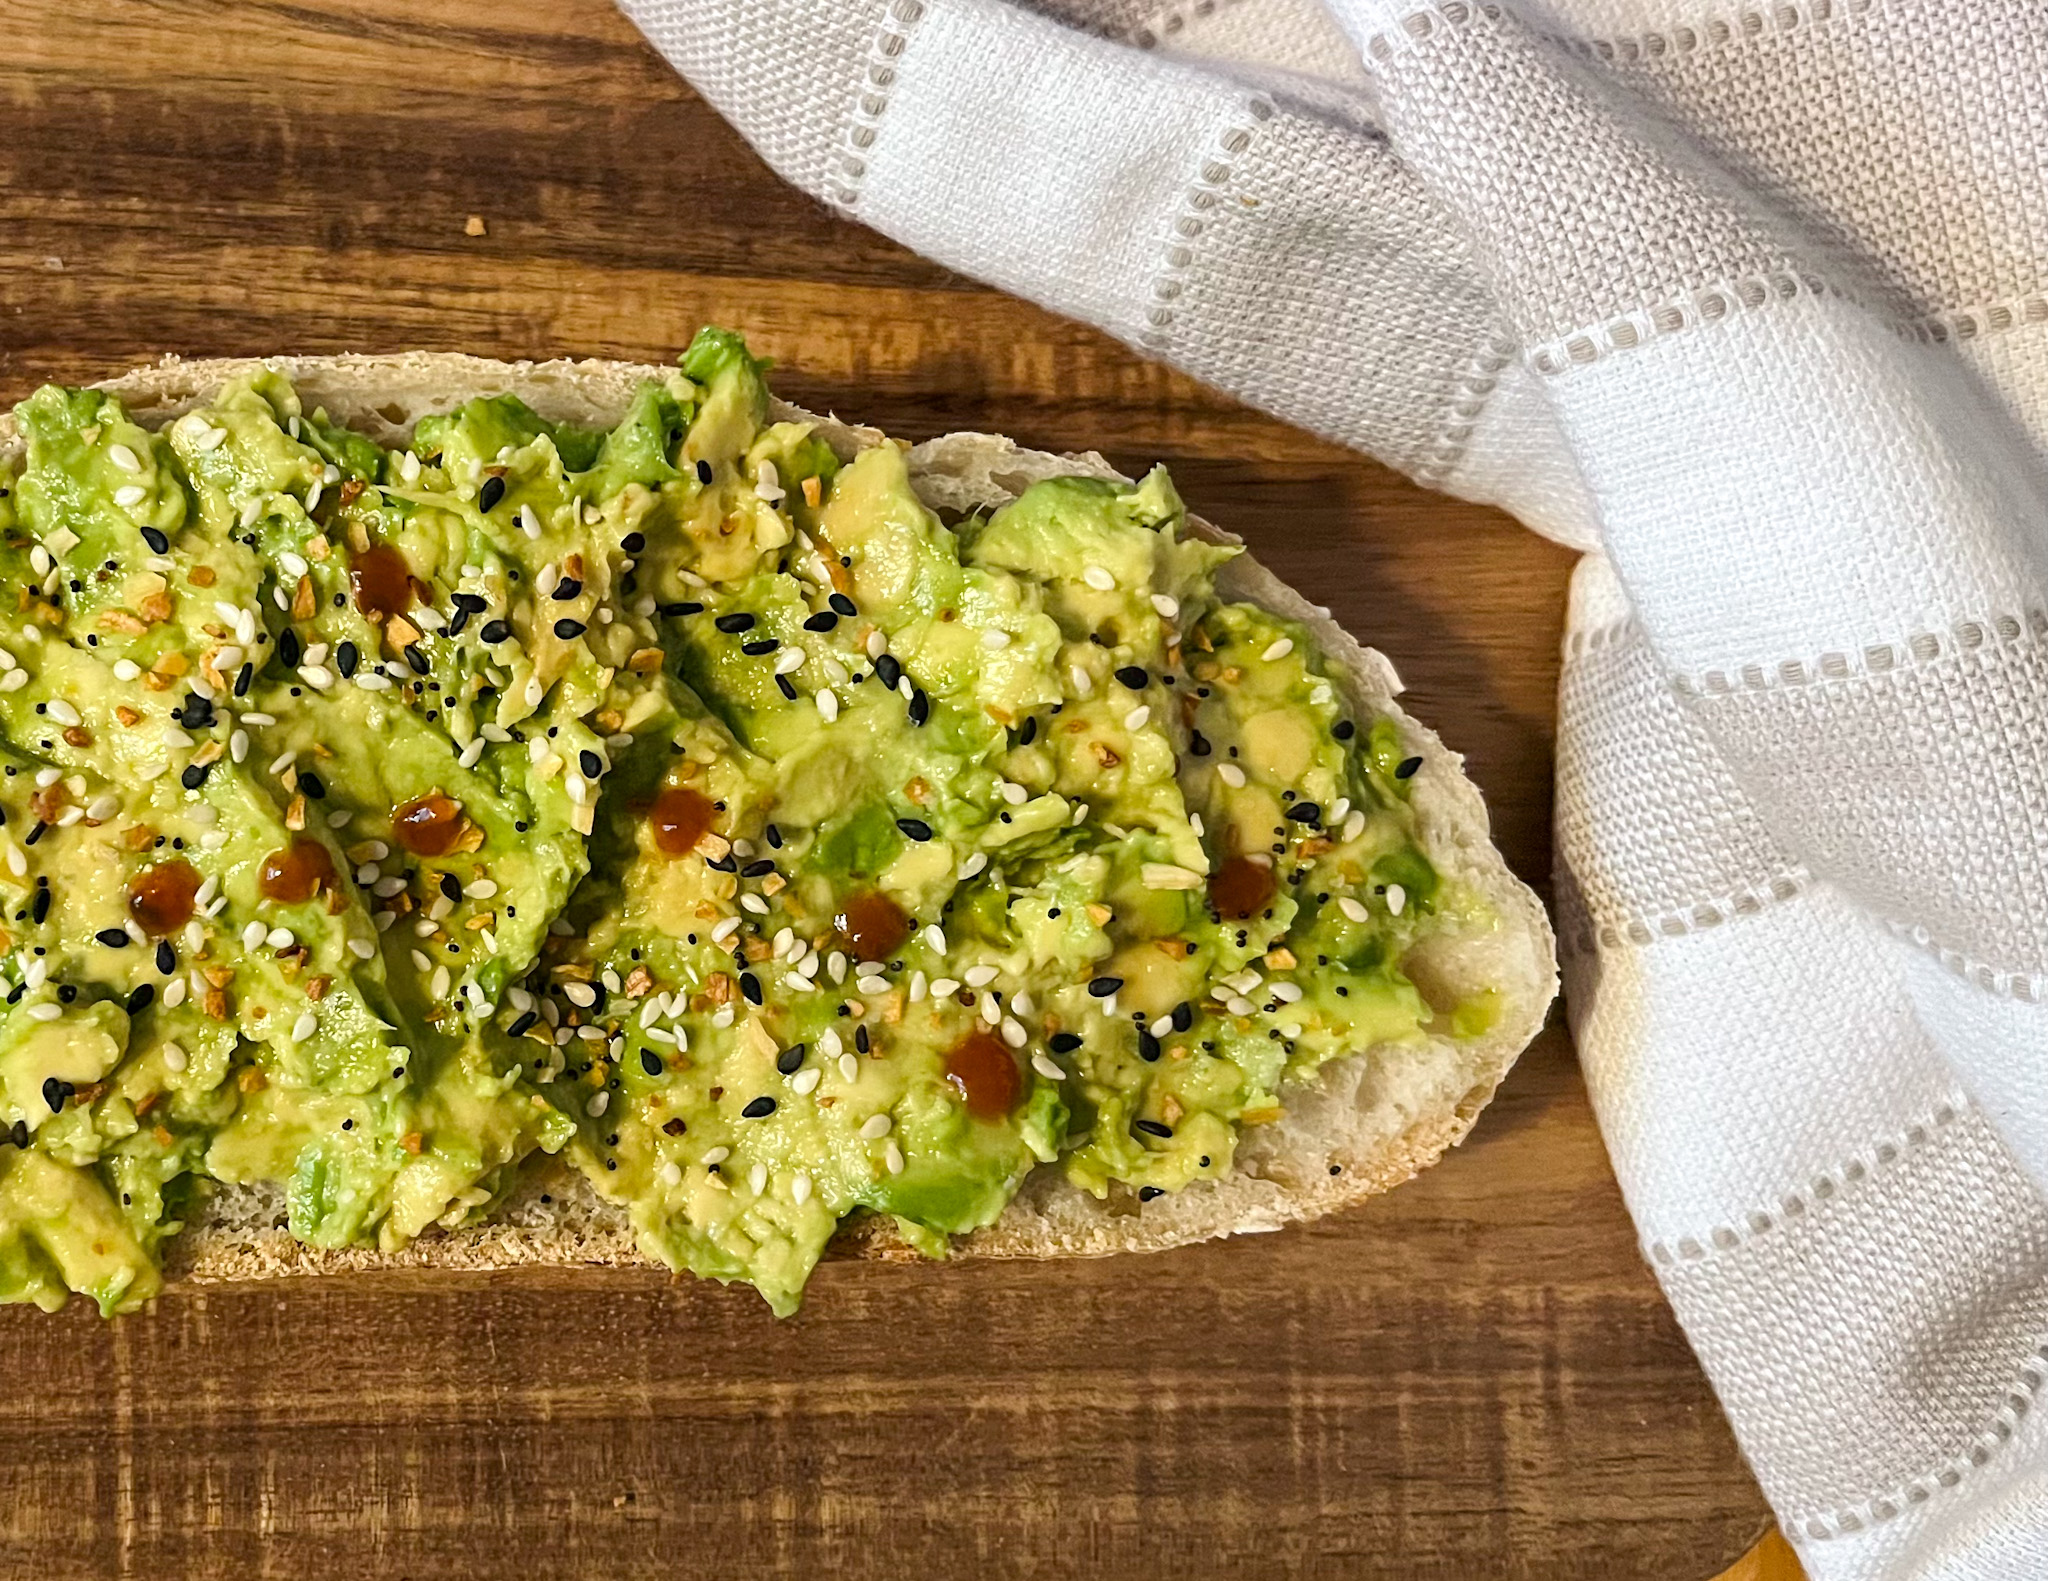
[0,331,1555,1315]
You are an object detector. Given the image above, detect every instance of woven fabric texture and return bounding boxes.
[620,0,2048,1573]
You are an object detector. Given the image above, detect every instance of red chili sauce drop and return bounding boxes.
[127,859,201,937]
[944,1028,1023,1122]
[648,785,717,857]
[393,792,465,857]
[258,837,339,905]
[835,890,912,962]
[1208,855,1276,921]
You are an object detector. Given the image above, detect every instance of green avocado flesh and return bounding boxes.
[0,329,1472,1316]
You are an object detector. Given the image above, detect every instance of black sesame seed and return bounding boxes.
[1188,730,1212,757]
[765,824,782,849]
[740,972,763,1006]
[1171,1002,1193,1033]
[95,927,129,947]
[299,771,325,800]
[741,1095,776,1119]
[641,1049,664,1077]
[1137,1028,1161,1062]
[1115,665,1148,690]
[706,852,737,873]
[1286,802,1322,825]
[828,593,857,618]
[907,688,929,727]
[1138,1186,1165,1201]
[551,577,582,602]
[126,983,154,1015]
[621,532,646,553]
[695,459,714,485]
[1018,717,1038,745]
[740,858,775,878]
[180,762,212,791]
[480,619,511,644]
[776,674,797,701]
[553,618,586,640]
[895,817,933,842]
[438,872,463,904]
[776,1044,806,1075]
[42,1076,66,1114]
[1333,719,1357,741]
[507,1010,538,1038]
[875,653,901,689]
[802,610,837,632]
[140,526,170,554]
[1049,1032,1082,1054]
[278,628,302,669]
[31,887,50,924]
[579,749,603,778]
[403,644,429,674]
[1087,976,1124,998]
[659,600,703,617]
[855,1024,870,1055]
[714,612,755,634]
[1134,1119,1173,1139]
[452,592,488,614]
[335,640,359,677]
[478,475,506,512]
[740,638,778,656]
[1394,756,1422,780]
[155,941,175,975]
[6,1120,24,1149]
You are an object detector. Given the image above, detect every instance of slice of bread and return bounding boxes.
[0,353,1557,1285]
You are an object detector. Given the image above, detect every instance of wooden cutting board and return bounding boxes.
[0,2,1791,1575]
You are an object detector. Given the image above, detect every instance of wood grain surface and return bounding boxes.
[0,2,1788,1576]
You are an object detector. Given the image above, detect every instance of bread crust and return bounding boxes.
[0,353,1557,1287]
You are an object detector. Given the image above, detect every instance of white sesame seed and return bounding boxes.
[24,959,47,989]
[1261,637,1294,662]
[1329,798,1351,824]
[86,793,119,821]
[1000,1019,1026,1048]
[195,426,228,452]
[2,847,21,879]
[982,629,1010,650]
[1217,763,1247,788]
[27,1003,62,1023]
[1386,884,1407,915]
[856,973,890,994]
[240,921,266,950]
[1000,780,1028,806]
[861,1112,892,1140]
[792,1068,822,1095]
[114,659,142,681]
[1142,863,1205,891]
[748,1162,769,1196]
[291,1011,318,1041]
[1272,982,1304,1003]
[1099,993,1119,1018]
[267,927,296,949]
[303,480,323,514]
[658,1160,682,1187]
[921,924,946,955]
[1069,665,1093,696]
[816,689,839,723]
[299,665,334,690]
[864,631,885,661]
[839,1052,859,1083]
[1032,1053,1064,1080]
[469,878,497,900]
[0,672,26,694]
[163,977,188,1008]
[702,1146,730,1166]
[978,995,1000,1027]
[44,699,78,728]
[520,504,543,540]
[775,646,805,675]
[108,443,142,474]
[1071,802,1089,824]
[741,894,769,916]
[1150,593,1179,618]
[711,917,741,944]
[957,853,988,880]
[113,485,147,509]
[1343,810,1367,842]
[1124,706,1150,731]
[1083,566,1115,591]
[792,1172,813,1205]
[930,978,960,997]
[587,1091,610,1118]
[563,982,597,1008]
[1226,996,1255,1016]
[963,965,997,988]
[818,1028,843,1060]
[884,1141,904,1175]
[827,951,847,983]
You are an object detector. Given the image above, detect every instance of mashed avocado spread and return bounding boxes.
[0,330,1469,1315]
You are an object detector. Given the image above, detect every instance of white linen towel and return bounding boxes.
[618,2,2048,1573]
